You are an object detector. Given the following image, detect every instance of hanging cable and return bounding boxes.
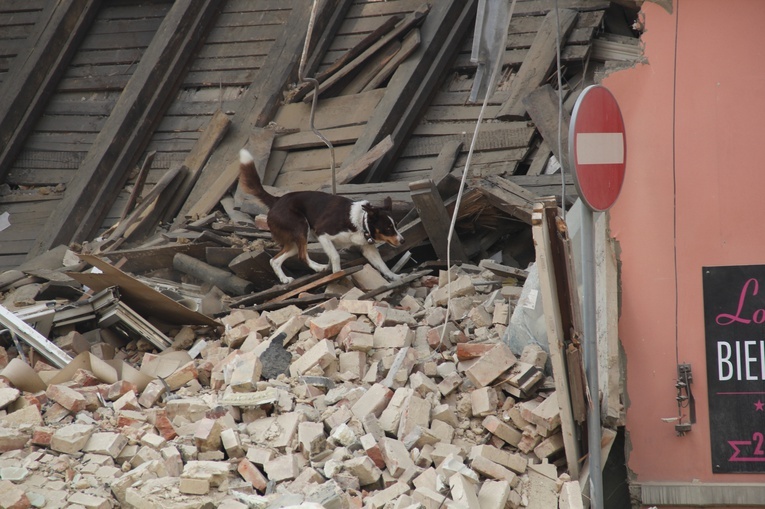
[298,0,337,195]
[553,0,566,219]
[438,0,517,349]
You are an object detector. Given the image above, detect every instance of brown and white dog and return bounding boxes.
[238,149,404,284]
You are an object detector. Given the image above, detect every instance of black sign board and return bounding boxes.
[703,265,765,473]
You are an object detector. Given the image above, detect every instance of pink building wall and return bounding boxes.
[606,0,765,494]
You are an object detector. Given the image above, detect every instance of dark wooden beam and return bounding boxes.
[300,0,356,80]
[353,0,478,184]
[496,9,578,120]
[0,0,101,179]
[178,1,319,221]
[29,0,223,258]
[409,179,469,262]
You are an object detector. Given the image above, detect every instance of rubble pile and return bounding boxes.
[0,260,584,509]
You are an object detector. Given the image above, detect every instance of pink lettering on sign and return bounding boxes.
[716,278,765,326]
[729,432,765,462]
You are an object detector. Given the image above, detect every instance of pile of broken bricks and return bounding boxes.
[0,262,586,509]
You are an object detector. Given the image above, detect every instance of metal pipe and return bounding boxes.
[581,207,603,509]
[298,0,337,195]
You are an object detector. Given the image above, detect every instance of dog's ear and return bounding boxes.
[382,196,392,211]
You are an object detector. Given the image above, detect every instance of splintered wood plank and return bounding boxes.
[297,0,355,82]
[306,5,429,100]
[262,149,288,187]
[273,124,364,150]
[30,0,222,258]
[531,201,580,478]
[279,144,353,174]
[355,0,477,183]
[523,84,572,171]
[167,4,317,222]
[409,179,468,262]
[0,0,100,179]
[496,9,578,120]
[163,110,231,226]
[267,265,363,304]
[335,135,393,184]
[473,175,540,224]
[184,126,275,222]
[506,173,575,193]
[341,39,402,95]
[274,88,385,131]
[401,126,534,157]
[431,139,463,186]
[362,27,420,91]
[307,13,400,89]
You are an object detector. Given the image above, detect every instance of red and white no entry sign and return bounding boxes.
[569,85,626,212]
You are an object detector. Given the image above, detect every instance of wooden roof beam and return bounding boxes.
[351,0,478,184]
[178,0,351,222]
[0,0,101,179]
[29,0,222,258]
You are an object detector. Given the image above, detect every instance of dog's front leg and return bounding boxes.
[361,243,400,280]
[318,235,343,273]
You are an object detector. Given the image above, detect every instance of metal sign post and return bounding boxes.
[569,85,626,509]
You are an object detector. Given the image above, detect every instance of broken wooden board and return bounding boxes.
[228,249,280,291]
[176,4,317,221]
[275,88,385,131]
[496,9,578,120]
[473,176,540,224]
[164,109,231,226]
[523,84,573,171]
[272,124,364,150]
[531,201,580,479]
[341,38,403,96]
[335,135,393,184]
[231,265,360,308]
[352,0,478,184]
[409,179,468,262]
[304,5,429,100]
[98,243,208,274]
[361,27,421,92]
[401,125,534,158]
[184,127,275,222]
[267,265,363,304]
[69,254,219,326]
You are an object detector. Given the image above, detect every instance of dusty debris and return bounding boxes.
[0,249,590,509]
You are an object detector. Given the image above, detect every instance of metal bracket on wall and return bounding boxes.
[675,363,695,436]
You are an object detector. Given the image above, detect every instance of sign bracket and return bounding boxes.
[675,363,695,436]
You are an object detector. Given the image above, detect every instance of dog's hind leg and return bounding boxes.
[270,244,298,284]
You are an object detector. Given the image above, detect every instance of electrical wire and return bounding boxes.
[672,1,681,372]
[438,0,517,350]
[299,0,337,195]
[553,0,566,219]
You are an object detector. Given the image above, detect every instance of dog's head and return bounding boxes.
[364,197,404,247]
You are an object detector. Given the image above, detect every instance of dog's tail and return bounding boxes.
[239,149,278,209]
